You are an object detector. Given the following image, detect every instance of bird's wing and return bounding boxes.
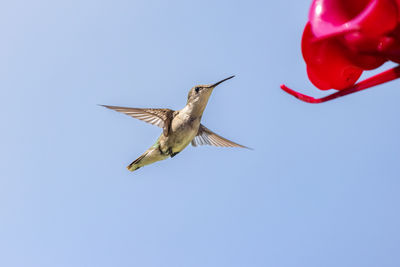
[191,124,249,149]
[101,105,175,135]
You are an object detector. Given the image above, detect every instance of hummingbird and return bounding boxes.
[101,75,248,172]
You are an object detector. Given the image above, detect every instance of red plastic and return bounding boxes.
[282,0,400,102]
[281,66,400,103]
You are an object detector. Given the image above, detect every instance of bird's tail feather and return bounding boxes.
[127,153,147,172]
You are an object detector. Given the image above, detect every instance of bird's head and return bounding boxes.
[186,76,235,107]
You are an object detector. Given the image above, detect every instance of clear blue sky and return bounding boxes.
[1,0,400,266]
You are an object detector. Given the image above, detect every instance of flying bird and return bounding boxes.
[101,76,248,172]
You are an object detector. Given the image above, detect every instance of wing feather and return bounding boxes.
[191,124,249,149]
[101,105,174,129]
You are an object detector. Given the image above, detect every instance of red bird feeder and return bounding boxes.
[281,0,400,103]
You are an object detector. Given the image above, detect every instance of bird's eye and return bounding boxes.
[195,87,200,93]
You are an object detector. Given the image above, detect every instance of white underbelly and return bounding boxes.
[173,128,197,151]
[169,115,200,152]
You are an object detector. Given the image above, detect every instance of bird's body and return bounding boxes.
[102,76,248,172]
[165,105,201,154]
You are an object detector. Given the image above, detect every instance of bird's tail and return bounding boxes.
[127,153,147,172]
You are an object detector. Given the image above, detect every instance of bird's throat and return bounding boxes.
[183,101,208,118]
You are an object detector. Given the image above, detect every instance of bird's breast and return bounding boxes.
[167,114,200,152]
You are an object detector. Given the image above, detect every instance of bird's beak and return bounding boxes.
[208,75,235,88]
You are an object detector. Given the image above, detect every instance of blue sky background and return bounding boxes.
[1,0,400,266]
